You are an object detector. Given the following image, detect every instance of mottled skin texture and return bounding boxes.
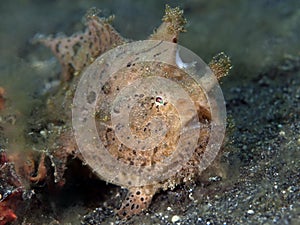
[112,62,213,218]
[33,8,125,81]
[30,5,231,219]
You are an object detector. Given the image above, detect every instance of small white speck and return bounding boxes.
[189,192,195,201]
[40,130,47,137]
[287,186,294,193]
[247,209,255,214]
[279,131,285,136]
[171,215,181,223]
[167,207,172,211]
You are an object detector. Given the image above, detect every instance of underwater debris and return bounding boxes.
[0,151,24,225]
[0,87,5,111]
[29,153,47,183]
[0,203,17,225]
